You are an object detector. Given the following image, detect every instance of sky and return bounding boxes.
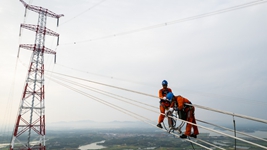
[0,0,267,131]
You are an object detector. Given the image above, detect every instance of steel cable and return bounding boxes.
[60,0,267,45]
[60,0,107,26]
[53,64,267,106]
[47,75,237,149]
[46,70,267,124]
[187,104,267,124]
[16,60,266,149]
[46,76,214,150]
[45,70,158,98]
[197,119,267,142]
[47,73,267,149]
[50,74,158,110]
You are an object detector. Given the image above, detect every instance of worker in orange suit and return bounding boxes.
[166,92,199,138]
[158,80,172,100]
[157,80,172,129]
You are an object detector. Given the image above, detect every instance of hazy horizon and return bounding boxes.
[1,0,267,139]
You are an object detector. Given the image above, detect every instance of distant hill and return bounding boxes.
[2,119,266,132]
[46,119,267,131]
[46,120,153,130]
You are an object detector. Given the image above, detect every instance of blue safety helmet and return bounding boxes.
[166,92,174,102]
[162,80,168,86]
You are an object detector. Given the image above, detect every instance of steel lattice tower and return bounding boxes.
[10,1,63,150]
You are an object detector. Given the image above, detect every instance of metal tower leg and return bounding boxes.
[10,1,63,149]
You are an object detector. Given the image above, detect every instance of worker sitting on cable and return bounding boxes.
[157,80,173,129]
[159,80,172,101]
[166,92,199,139]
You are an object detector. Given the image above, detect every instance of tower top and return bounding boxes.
[10,1,63,149]
[20,0,64,18]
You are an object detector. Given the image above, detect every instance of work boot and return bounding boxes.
[190,134,197,138]
[180,134,187,139]
[157,123,163,129]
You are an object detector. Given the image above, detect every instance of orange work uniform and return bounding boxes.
[158,88,172,124]
[158,88,172,99]
[173,96,199,136]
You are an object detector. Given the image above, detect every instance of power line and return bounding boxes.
[60,0,107,26]
[46,69,267,107]
[50,74,158,110]
[54,63,267,105]
[55,63,151,87]
[197,139,225,150]
[61,0,267,45]
[47,71,267,126]
[19,59,266,145]
[46,76,215,150]
[48,75,222,149]
[0,59,19,143]
[197,119,267,142]
[51,72,267,129]
[45,70,158,98]
[52,63,267,106]
[47,74,267,149]
[189,103,267,124]
[49,75,158,117]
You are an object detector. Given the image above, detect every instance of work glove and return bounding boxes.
[160,97,167,103]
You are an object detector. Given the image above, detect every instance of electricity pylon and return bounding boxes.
[10,1,63,149]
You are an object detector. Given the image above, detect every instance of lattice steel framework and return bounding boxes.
[10,1,63,150]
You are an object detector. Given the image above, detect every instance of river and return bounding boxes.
[0,143,9,149]
[78,140,106,150]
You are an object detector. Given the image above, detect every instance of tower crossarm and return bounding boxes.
[10,1,63,149]
[21,24,59,37]
[19,44,56,55]
[20,0,64,19]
